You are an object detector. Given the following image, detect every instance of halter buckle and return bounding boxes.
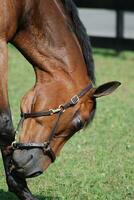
[71,95,79,105]
[49,104,65,115]
[49,108,61,115]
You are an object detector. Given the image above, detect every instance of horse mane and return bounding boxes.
[61,0,95,84]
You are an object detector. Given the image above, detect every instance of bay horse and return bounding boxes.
[0,0,121,199]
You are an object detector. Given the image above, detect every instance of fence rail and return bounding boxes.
[74,0,134,11]
[74,0,134,51]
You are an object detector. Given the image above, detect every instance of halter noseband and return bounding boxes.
[12,83,93,162]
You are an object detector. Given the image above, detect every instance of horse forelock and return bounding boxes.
[61,0,95,84]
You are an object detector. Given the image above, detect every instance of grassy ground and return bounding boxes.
[0,46,134,200]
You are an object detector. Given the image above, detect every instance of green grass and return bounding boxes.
[0,46,134,200]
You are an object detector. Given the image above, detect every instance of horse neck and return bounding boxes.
[11,0,91,97]
[32,0,90,92]
[13,0,26,20]
[33,43,90,91]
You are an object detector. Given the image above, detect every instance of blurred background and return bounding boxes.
[79,9,134,38]
[74,0,134,50]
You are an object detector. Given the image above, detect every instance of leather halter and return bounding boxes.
[12,83,93,162]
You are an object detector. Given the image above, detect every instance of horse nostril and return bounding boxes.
[30,154,34,159]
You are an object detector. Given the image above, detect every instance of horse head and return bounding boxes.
[12,80,120,178]
[11,0,121,178]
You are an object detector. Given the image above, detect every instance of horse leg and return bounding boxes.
[0,40,37,200]
[1,149,39,200]
[0,39,14,145]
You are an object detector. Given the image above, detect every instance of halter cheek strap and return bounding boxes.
[12,83,93,163]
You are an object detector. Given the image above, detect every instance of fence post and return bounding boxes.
[116,10,124,38]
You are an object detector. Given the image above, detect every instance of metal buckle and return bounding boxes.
[12,141,18,149]
[71,95,79,105]
[49,108,61,115]
[43,142,50,152]
[49,104,65,115]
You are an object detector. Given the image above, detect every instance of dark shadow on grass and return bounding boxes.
[0,190,18,200]
[36,195,61,200]
[0,190,61,200]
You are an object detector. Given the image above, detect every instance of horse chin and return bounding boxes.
[27,171,43,178]
[16,166,44,178]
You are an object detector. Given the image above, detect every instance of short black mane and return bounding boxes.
[61,0,95,84]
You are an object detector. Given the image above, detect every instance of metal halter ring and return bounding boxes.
[12,141,18,150]
[58,104,65,112]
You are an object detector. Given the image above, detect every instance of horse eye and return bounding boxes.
[73,116,84,131]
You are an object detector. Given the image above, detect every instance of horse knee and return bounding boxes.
[0,112,14,144]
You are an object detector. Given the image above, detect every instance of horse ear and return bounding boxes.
[93,81,121,98]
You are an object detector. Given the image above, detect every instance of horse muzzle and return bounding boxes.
[12,148,46,178]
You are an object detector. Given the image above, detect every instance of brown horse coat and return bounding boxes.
[0,1,120,199]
